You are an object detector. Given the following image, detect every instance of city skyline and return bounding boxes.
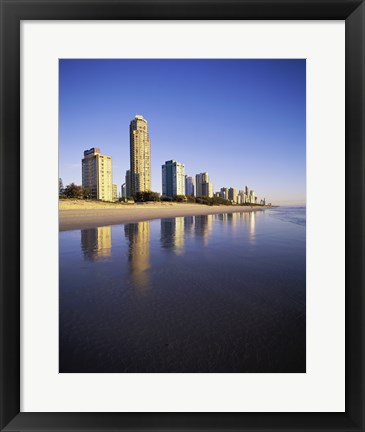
[60,59,306,205]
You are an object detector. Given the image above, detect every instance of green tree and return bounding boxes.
[59,178,64,197]
[64,183,84,199]
[134,191,160,202]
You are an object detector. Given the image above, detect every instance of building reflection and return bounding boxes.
[81,226,112,261]
[184,216,194,236]
[160,217,185,254]
[124,221,150,294]
[194,214,213,245]
[217,213,228,222]
[240,211,256,244]
[249,211,256,243]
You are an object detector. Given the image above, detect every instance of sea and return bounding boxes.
[59,206,306,373]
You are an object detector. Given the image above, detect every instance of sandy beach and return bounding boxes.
[59,200,270,231]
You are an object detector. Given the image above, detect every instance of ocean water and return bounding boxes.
[59,207,306,373]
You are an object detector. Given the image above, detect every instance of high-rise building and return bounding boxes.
[196,172,213,198]
[228,187,237,203]
[112,184,118,201]
[196,172,209,197]
[162,160,185,197]
[125,170,131,197]
[250,190,255,204]
[121,183,127,198]
[185,175,195,196]
[202,182,213,198]
[220,187,228,200]
[82,147,113,201]
[238,189,247,204]
[129,115,151,196]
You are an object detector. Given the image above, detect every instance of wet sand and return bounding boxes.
[59,203,269,231]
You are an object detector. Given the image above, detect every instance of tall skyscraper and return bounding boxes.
[121,183,127,198]
[129,115,151,196]
[220,187,228,200]
[202,182,214,198]
[125,170,131,197]
[250,190,255,204]
[82,147,113,201]
[185,175,195,196]
[112,184,118,201]
[162,160,185,197]
[228,187,237,203]
[196,172,213,198]
[238,189,247,204]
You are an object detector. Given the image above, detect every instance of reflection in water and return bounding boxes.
[160,217,185,254]
[60,208,306,373]
[81,226,112,261]
[184,216,194,236]
[217,213,228,222]
[194,214,213,245]
[124,221,150,294]
[249,211,256,243]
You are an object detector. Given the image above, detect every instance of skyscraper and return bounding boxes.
[129,115,151,196]
[228,187,237,203]
[185,175,195,196]
[121,183,127,198]
[162,160,185,197]
[112,184,118,201]
[238,189,247,204]
[202,182,214,198]
[82,147,113,201]
[220,187,228,200]
[125,170,131,197]
[250,190,255,204]
[196,172,213,198]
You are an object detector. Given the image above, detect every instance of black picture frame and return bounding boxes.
[1,0,364,431]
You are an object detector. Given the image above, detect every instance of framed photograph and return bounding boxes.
[0,0,364,431]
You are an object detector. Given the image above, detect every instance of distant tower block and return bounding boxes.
[129,115,151,196]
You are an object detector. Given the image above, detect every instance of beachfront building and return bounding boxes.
[121,183,126,198]
[112,184,118,201]
[220,187,228,200]
[185,175,195,196]
[129,115,151,196]
[202,182,213,198]
[125,170,131,197]
[162,160,185,197]
[238,190,244,203]
[228,187,237,203]
[82,147,113,201]
[250,190,255,204]
[196,172,214,198]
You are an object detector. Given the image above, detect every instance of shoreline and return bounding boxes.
[59,202,272,231]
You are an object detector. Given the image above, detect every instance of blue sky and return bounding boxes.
[59,59,306,205]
